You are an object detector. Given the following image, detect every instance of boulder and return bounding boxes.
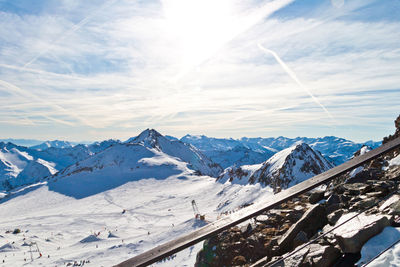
[326,194,340,205]
[278,204,327,253]
[293,230,308,248]
[302,244,341,267]
[326,203,341,215]
[342,183,370,195]
[327,210,343,225]
[351,197,379,211]
[333,213,391,253]
[309,191,325,204]
[232,255,246,265]
[277,244,340,267]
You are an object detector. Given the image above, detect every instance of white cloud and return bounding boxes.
[0,0,399,141]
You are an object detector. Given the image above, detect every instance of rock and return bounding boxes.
[379,194,400,214]
[232,255,246,265]
[334,252,362,267]
[277,244,340,267]
[351,197,379,211]
[293,230,308,248]
[365,191,383,198]
[342,183,370,195]
[302,244,341,267]
[327,210,343,225]
[333,213,391,253]
[326,203,341,214]
[347,170,374,184]
[240,223,253,235]
[309,191,325,204]
[340,194,351,204]
[278,204,327,253]
[255,215,269,223]
[327,194,340,205]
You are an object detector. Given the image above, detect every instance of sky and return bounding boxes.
[0,0,399,142]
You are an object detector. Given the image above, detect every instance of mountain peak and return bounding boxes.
[249,143,333,190]
[128,129,164,149]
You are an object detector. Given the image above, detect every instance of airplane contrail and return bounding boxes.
[257,43,336,122]
[22,0,118,69]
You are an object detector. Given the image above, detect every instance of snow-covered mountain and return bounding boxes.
[30,140,74,150]
[0,142,56,190]
[180,135,274,169]
[249,143,333,189]
[0,140,120,190]
[182,135,380,166]
[205,144,273,169]
[0,138,43,147]
[127,129,222,177]
[218,143,333,190]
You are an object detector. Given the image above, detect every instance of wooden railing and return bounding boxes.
[115,137,400,267]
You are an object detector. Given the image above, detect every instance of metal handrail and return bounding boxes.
[114,137,400,267]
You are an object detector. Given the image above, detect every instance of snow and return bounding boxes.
[357,227,400,266]
[349,166,364,178]
[250,143,333,187]
[389,154,400,166]
[218,164,262,185]
[30,140,74,150]
[127,129,223,177]
[0,143,273,266]
[80,235,102,243]
[359,145,371,156]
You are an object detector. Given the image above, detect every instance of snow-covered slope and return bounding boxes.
[0,155,273,266]
[52,143,193,198]
[30,140,74,150]
[248,143,333,189]
[127,129,222,177]
[217,164,262,185]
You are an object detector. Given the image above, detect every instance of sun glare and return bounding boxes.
[162,0,236,73]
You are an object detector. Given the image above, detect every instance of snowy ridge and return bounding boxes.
[127,129,222,177]
[218,164,263,185]
[30,140,74,150]
[248,143,333,189]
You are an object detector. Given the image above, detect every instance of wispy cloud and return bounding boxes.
[0,0,399,141]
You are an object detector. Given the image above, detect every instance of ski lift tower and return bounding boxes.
[191,200,205,221]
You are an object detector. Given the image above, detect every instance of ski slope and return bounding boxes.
[0,174,272,266]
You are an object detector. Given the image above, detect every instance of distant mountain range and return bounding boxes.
[181,135,380,167]
[0,130,380,191]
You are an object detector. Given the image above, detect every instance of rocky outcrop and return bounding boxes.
[278,204,327,254]
[333,214,391,253]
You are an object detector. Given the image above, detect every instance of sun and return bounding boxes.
[162,0,236,72]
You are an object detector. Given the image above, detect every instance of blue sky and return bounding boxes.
[0,0,399,142]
